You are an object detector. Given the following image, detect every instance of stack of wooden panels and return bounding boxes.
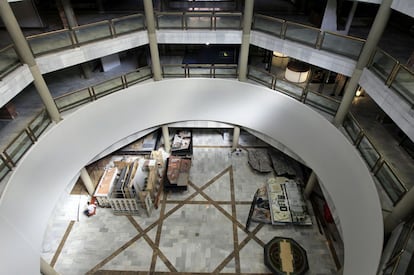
[164,156,191,191]
[94,167,118,207]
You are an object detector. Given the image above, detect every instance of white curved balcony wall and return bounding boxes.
[156,30,242,44]
[0,79,383,275]
[355,0,382,3]
[250,31,357,77]
[36,31,149,74]
[0,64,33,106]
[392,0,414,17]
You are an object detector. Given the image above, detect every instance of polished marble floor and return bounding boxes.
[41,130,339,274]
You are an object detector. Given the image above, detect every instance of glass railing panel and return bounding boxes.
[215,13,242,29]
[369,49,398,82]
[27,30,73,56]
[125,67,152,86]
[187,65,212,77]
[185,13,213,29]
[247,67,273,88]
[304,91,340,115]
[93,77,124,98]
[285,21,319,47]
[390,65,414,105]
[4,131,33,165]
[275,79,303,100]
[113,14,146,35]
[0,45,21,79]
[162,64,186,78]
[0,157,11,182]
[54,88,93,112]
[321,32,364,60]
[375,162,407,204]
[342,114,362,143]
[156,13,183,29]
[213,65,237,78]
[74,22,112,44]
[389,221,413,261]
[356,136,381,170]
[28,109,51,138]
[252,15,283,37]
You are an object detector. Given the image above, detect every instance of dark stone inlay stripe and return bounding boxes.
[213,223,265,274]
[50,220,75,267]
[86,233,146,274]
[126,215,177,272]
[165,200,252,205]
[193,145,232,148]
[150,192,169,272]
[188,181,265,248]
[86,166,230,274]
[94,271,272,275]
[229,166,241,273]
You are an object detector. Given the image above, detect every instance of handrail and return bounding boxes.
[71,19,111,31]
[0,12,412,193]
[383,218,414,273]
[376,161,408,192]
[111,13,144,23]
[0,11,409,91]
[370,47,399,66]
[26,28,71,40]
[343,112,408,204]
[323,30,366,43]
[368,48,414,106]
[253,13,285,24]
[0,44,22,79]
[0,62,410,211]
[285,20,321,32]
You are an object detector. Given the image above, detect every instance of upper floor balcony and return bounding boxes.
[0,10,412,215]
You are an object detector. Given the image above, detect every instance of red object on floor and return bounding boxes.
[323,203,333,223]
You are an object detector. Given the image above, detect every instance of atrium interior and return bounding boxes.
[0,0,413,274]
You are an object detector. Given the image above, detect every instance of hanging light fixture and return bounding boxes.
[285,60,310,83]
[272,51,289,68]
[355,87,364,97]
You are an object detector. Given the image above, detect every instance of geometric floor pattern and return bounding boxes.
[41,131,339,274]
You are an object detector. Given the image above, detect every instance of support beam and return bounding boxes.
[143,0,162,81]
[232,126,240,151]
[320,0,337,32]
[40,257,59,275]
[304,171,318,199]
[238,0,254,82]
[333,0,393,126]
[0,0,62,123]
[162,125,170,152]
[344,1,358,35]
[61,0,78,28]
[80,168,95,195]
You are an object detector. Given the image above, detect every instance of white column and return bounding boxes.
[344,1,358,35]
[384,186,414,235]
[0,0,62,123]
[320,0,337,32]
[304,171,318,199]
[232,126,240,151]
[40,257,59,275]
[162,125,170,152]
[61,0,78,28]
[80,168,95,195]
[143,0,162,81]
[238,0,254,81]
[333,0,393,126]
